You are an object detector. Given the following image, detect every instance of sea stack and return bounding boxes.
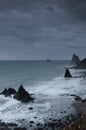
[64,69,72,78]
[13,84,33,102]
[71,54,80,65]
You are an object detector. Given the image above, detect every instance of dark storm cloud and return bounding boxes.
[0,0,86,60]
[64,0,86,20]
[0,0,86,19]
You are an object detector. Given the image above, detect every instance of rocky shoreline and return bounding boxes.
[61,102,86,130]
[0,86,83,130]
[0,112,82,130]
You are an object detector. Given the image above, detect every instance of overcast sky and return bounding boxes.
[0,0,86,60]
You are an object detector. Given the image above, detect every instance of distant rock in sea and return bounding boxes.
[64,69,72,78]
[13,84,33,102]
[74,58,86,69]
[71,54,80,65]
[46,59,51,62]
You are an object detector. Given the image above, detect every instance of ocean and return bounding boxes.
[0,60,86,129]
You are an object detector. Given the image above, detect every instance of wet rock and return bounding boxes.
[48,122,56,127]
[64,69,72,78]
[14,127,26,130]
[75,96,82,101]
[64,111,66,113]
[0,128,11,130]
[29,107,33,110]
[0,122,6,126]
[34,117,37,119]
[36,128,43,130]
[37,123,41,127]
[13,85,33,102]
[0,122,11,130]
[14,128,26,130]
[7,123,17,127]
[29,121,34,124]
[0,88,16,96]
[29,124,33,127]
[49,118,52,120]
[44,123,47,127]
[70,94,82,101]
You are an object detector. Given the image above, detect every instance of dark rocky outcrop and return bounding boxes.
[70,94,82,101]
[74,58,86,69]
[64,69,72,78]
[71,54,80,65]
[0,88,16,96]
[14,128,26,130]
[29,107,33,110]
[13,85,33,102]
[0,85,33,103]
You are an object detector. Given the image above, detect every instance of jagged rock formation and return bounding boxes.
[13,84,33,102]
[0,85,33,102]
[64,69,72,78]
[71,54,80,64]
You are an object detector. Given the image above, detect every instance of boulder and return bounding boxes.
[13,85,33,102]
[0,88,16,96]
[71,54,80,65]
[64,69,72,78]
[29,107,33,110]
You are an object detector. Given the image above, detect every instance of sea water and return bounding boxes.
[0,60,86,127]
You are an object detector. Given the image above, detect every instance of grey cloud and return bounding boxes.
[0,0,85,59]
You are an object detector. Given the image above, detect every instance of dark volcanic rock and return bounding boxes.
[13,85,33,102]
[71,54,80,65]
[0,88,16,96]
[64,69,72,78]
[29,107,33,110]
[7,123,17,127]
[70,94,82,101]
[14,128,26,130]
[75,58,86,69]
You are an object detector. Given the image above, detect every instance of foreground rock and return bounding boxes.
[13,85,33,102]
[0,85,33,102]
[0,113,81,130]
[0,88,16,96]
[64,69,72,78]
[74,58,86,69]
[71,54,80,65]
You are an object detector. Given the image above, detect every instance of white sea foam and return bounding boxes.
[28,76,81,97]
[0,70,85,124]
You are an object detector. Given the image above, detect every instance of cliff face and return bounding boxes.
[75,58,86,69]
[71,54,80,65]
